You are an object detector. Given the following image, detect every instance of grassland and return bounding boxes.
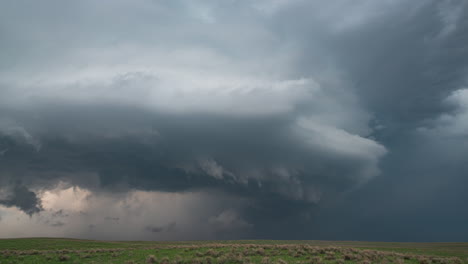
[0,238,467,264]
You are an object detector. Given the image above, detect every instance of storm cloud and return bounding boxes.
[0,0,467,241]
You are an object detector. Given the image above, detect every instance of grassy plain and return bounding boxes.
[0,238,467,264]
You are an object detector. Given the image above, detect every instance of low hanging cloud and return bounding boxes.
[0,103,385,210]
[145,222,177,234]
[0,184,42,216]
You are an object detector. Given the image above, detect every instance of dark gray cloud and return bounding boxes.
[0,0,467,241]
[0,104,384,206]
[0,184,42,216]
[145,222,176,233]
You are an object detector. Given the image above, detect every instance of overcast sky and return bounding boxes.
[0,0,467,241]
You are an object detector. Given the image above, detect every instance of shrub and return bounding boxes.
[161,256,170,264]
[324,252,335,260]
[146,255,157,264]
[276,258,287,264]
[293,251,303,258]
[174,255,184,264]
[418,256,431,264]
[204,256,213,264]
[257,248,266,256]
[217,256,229,264]
[261,257,271,264]
[190,258,203,264]
[310,256,323,264]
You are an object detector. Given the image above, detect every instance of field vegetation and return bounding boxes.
[1,238,467,264]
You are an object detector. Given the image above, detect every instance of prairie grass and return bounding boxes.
[0,238,467,263]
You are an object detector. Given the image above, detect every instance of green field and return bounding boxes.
[1,238,467,264]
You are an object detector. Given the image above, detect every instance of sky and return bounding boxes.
[0,0,467,241]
